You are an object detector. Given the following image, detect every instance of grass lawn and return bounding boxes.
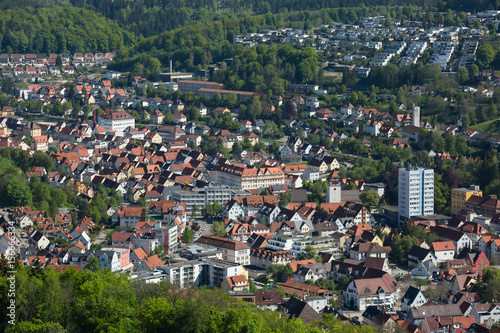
[471,118,500,135]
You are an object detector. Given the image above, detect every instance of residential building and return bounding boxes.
[195,235,250,265]
[451,185,482,216]
[214,165,285,190]
[157,258,245,289]
[170,186,232,214]
[466,195,500,217]
[398,167,434,225]
[343,272,400,311]
[471,303,500,325]
[401,286,428,313]
[97,109,135,134]
[431,241,456,262]
[221,275,249,292]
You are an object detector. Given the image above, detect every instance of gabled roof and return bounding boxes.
[403,286,424,304]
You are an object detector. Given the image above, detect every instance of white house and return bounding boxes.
[401,286,428,313]
[471,303,500,326]
[431,241,456,262]
[343,273,400,311]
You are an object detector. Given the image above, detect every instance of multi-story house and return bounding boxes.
[250,248,293,269]
[431,241,456,262]
[431,226,473,254]
[195,235,250,265]
[401,286,428,313]
[171,185,232,214]
[470,303,500,325]
[214,165,285,190]
[101,247,132,271]
[343,272,400,311]
[112,207,145,228]
[451,185,482,216]
[466,195,500,217]
[97,109,135,135]
[157,258,245,289]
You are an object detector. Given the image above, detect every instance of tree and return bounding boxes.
[266,263,294,283]
[456,67,469,85]
[211,221,226,237]
[192,204,199,218]
[248,279,257,293]
[424,283,451,303]
[359,190,380,209]
[477,44,495,69]
[279,192,293,207]
[297,245,322,262]
[181,228,194,244]
[4,177,32,207]
[85,256,100,272]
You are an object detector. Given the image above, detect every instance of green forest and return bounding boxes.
[0,265,377,333]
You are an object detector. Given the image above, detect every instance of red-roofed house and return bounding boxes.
[222,274,249,291]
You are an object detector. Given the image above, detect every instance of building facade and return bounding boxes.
[98,110,135,134]
[451,185,482,216]
[398,167,434,225]
[214,165,285,190]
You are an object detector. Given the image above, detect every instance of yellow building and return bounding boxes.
[451,185,482,216]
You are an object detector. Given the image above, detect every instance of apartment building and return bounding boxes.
[157,258,246,289]
[170,186,233,214]
[97,109,135,134]
[451,185,483,216]
[195,235,250,265]
[214,165,285,190]
[398,167,434,225]
[267,233,336,258]
[466,195,500,217]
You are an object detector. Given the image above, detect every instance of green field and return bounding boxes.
[472,118,500,135]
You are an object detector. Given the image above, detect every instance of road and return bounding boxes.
[189,217,212,240]
[93,229,108,245]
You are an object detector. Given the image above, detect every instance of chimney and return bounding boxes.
[488,195,498,200]
[170,60,173,74]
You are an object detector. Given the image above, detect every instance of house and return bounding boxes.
[431,226,473,254]
[112,207,145,228]
[400,125,421,141]
[309,159,328,173]
[431,241,456,262]
[343,272,400,311]
[408,246,437,268]
[411,259,439,280]
[281,297,322,324]
[471,303,500,326]
[255,291,283,310]
[136,254,164,272]
[221,274,249,291]
[195,235,250,265]
[30,230,50,250]
[293,262,327,283]
[407,303,467,326]
[349,242,390,261]
[401,286,428,313]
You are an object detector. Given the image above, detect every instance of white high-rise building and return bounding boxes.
[398,167,434,225]
[412,104,420,127]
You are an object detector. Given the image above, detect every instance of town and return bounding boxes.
[1,6,500,333]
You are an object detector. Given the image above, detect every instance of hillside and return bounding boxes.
[472,118,500,135]
[0,6,135,53]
